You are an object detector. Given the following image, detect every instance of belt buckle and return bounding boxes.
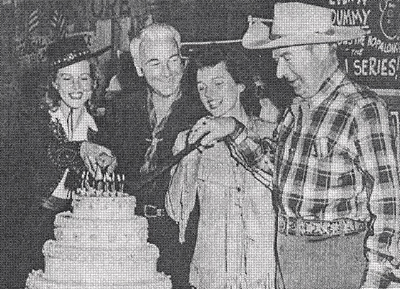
[342,218,365,236]
[339,218,347,236]
[144,205,164,218]
[303,219,319,236]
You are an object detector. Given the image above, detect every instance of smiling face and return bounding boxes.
[139,38,183,98]
[53,60,92,109]
[272,44,328,99]
[197,62,244,117]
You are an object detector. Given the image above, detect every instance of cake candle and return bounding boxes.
[117,174,121,194]
[80,171,85,193]
[121,174,125,195]
[103,174,107,196]
[85,172,91,196]
[111,173,116,197]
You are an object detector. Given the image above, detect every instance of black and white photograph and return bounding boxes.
[1,0,400,288]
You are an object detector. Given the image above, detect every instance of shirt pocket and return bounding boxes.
[312,137,358,193]
[312,136,336,159]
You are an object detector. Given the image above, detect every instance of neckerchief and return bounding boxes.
[140,89,182,174]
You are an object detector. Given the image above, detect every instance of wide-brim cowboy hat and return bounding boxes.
[242,2,369,50]
[47,35,111,70]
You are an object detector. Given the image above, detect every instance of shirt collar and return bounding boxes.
[49,106,98,141]
[292,67,345,110]
[146,88,182,126]
[147,88,182,107]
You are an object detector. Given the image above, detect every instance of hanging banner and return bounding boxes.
[327,0,400,89]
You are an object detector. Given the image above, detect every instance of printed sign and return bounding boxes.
[328,0,400,89]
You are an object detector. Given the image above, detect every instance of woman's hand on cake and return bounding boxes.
[97,151,117,174]
[80,142,116,176]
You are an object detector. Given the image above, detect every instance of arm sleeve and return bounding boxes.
[166,150,201,243]
[47,119,85,172]
[19,107,85,207]
[226,118,275,189]
[355,99,400,288]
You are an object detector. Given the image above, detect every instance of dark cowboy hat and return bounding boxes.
[47,35,112,70]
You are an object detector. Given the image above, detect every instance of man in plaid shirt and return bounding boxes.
[187,2,400,289]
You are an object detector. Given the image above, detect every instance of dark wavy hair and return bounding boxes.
[193,45,260,115]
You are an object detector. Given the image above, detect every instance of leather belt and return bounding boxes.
[142,204,166,218]
[278,214,366,237]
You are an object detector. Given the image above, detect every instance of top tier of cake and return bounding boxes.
[72,193,136,220]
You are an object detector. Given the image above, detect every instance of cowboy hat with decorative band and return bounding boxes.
[47,35,111,70]
[242,2,369,50]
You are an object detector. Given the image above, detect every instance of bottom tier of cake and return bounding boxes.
[41,241,160,284]
[25,270,172,289]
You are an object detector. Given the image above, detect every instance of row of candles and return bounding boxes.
[77,171,125,197]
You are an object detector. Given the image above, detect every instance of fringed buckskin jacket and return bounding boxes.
[166,116,277,289]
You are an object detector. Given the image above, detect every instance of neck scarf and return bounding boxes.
[140,89,182,174]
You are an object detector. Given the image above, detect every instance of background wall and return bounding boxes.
[1,0,399,163]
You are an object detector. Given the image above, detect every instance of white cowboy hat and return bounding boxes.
[242,2,369,49]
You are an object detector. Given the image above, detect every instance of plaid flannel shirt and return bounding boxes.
[230,69,400,288]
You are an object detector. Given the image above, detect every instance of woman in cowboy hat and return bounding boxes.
[12,35,116,288]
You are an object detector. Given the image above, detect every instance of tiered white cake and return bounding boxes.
[26,187,172,289]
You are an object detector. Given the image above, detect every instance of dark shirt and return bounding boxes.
[104,77,206,209]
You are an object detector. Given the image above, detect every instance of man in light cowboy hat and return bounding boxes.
[187,2,400,289]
